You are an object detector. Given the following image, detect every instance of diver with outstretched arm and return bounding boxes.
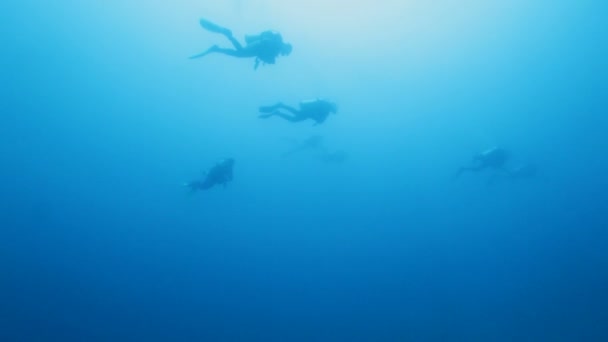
[185,158,235,192]
[190,18,292,70]
[258,99,338,125]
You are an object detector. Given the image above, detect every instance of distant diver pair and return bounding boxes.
[455,147,536,183]
[185,158,235,193]
[258,98,338,125]
[190,18,292,70]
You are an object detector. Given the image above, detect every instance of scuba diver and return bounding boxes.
[281,135,325,158]
[190,18,293,70]
[281,135,348,164]
[454,147,510,179]
[185,158,235,192]
[258,98,338,125]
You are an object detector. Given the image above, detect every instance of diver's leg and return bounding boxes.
[276,104,300,115]
[258,110,279,119]
[191,46,248,59]
[213,47,246,57]
[223,34,244,51]
[259,102,284,113]
[185,181,204,192]
[259,110,291,120]
[199,18,244,51]
[259,103,301,115]
[199,180,214,190]
[269,111,307,123]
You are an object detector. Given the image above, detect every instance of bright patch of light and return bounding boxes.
[264,0,415,52]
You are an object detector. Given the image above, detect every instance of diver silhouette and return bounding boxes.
[259,99,338,125]
[454,147,510,179]
[185,158,235,192]
[190,18,292,70]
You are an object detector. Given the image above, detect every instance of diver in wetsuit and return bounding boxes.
[455,147,510,179]
[258,99,338,125]
[190,18,292,70]
[185,158,235,192]
[281,135,325,158]
[281,135,348,164]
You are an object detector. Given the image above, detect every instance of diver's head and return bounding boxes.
[281,43,293,56]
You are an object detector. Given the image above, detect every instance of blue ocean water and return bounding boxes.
[1,0,607,340]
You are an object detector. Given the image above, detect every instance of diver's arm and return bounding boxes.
[223,172,233,182]
[222,174,232,188]
[312,113,328,126]
[254,55,277,69]
[260,55,276,64]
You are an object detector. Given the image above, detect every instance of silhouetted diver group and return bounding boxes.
[186,18,536,193]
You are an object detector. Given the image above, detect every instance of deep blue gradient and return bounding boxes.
[2,1,607,341]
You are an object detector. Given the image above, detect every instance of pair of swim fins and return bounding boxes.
[189,18,231,59]
[258,105,277,113]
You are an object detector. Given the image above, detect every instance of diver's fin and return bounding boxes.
[259,105,277,113]
[452,168,464,180]
[189,46,215,59]
[183,182,197,195]
[199,18,231,35]
[189,51,207,59]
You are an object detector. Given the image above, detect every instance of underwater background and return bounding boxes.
[1,0,607,341]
